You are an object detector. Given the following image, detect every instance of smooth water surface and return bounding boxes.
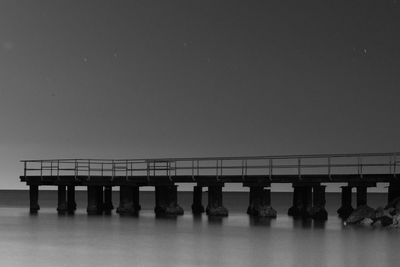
[0,192,399,267]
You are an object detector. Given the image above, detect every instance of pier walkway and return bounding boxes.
[20,152,400,219]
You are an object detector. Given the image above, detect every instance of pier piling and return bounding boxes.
[57,186,68,215]
[155,185,184,216]
[117,186,139,216]
[29,185,40,214]
[206,185,228,217]
[356,186,368,207]
[103,186,113,214]
[247,187,276,217]
[337,186,353,219]
[310,185,327,221]
[87,186,101,215]
[192,186,204,214]
[67,186,76,214]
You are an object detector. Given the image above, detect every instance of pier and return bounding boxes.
[20,152,400,220]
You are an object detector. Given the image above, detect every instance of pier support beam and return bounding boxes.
[103,186,113,215]
[57,186,68,215]
[192,186,204,214]
[154,185,184,216]
[337,186,353,219]
[388,182,400,204]
[67,186,77,214]
[29,185,40,214]
[356,186,368,207]
[117,186,140,216]
[87,186,103,215]
[247,187,276,218]
[288,186,312,218]
[206,185,228,217]
[310,185,328,221]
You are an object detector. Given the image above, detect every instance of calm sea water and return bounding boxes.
[0,191,399,267]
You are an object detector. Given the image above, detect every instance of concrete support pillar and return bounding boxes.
[117,186,139,216]
[310,185,328,221]
[247,187,277,218]
[133,186,141,211]
[337,186,353,219]
[57,186,68,214]
[288,186,302,216]
[154,185,184,216]
[206,185,228,217]
[356,186,367,207]
[288,186,312,218]
[87,186,101,215]
[96,186,104,214]
[388,183,400,204]
[67,186,77,214]
[103,186,113,215]
[29,185,40,214]
[192,186,204,214]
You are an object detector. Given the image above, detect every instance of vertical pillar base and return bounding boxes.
[337,186,353,219]
[67,186,77,214]
[387,182,400,209]
[155,185,184,216]
[247,187,276,218]
[87,186,102,215]
[356,186,368,208]
[288,186,312,218]
[57,186,68,215]
[103,186,114,215]
[192,186,205,214]
[310,185,328,221]
[29,185,40,214]
[206,185,228,217]
[117,186,140,216]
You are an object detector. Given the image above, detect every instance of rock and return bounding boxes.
[380,216,393,227]
[346,205,376,224]
[165,204,184,216]
[359,218,374,226]
[385,196,400,212]
[206,206,228,217]
[391,215,400,227]
[258,206,277,218]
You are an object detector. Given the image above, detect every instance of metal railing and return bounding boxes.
[21,152,400,181]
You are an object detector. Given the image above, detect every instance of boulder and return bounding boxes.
[359,218,374,226]
[385,196,400,212]
[258,206,277,218]
[345,205,376,224]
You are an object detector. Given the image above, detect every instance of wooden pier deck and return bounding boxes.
[20,152,400,219]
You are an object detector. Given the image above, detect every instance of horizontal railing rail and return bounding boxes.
[21,152,400,180]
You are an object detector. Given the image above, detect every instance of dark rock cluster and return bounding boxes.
[344,197,400,228]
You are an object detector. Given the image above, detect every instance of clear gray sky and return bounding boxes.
[1,0,400,189]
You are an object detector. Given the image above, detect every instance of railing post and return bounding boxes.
[216,160,219,179]
[146,161,150,182]
[328,157,331,180]
[74,160,77,179]
[220,160,223,177]
[126,160,128,179]
[358,156,363,178]
[88,159,91,180]
[40,161,43,179]
[50,161,53,176]
[241,160,245,180]
[57,160,60,178]
[269,159,273,181]
[297,158,301,179]
[24,162,27,178]
[112,160,115,180]
[394,154,397,177]
[191,160,195,181]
